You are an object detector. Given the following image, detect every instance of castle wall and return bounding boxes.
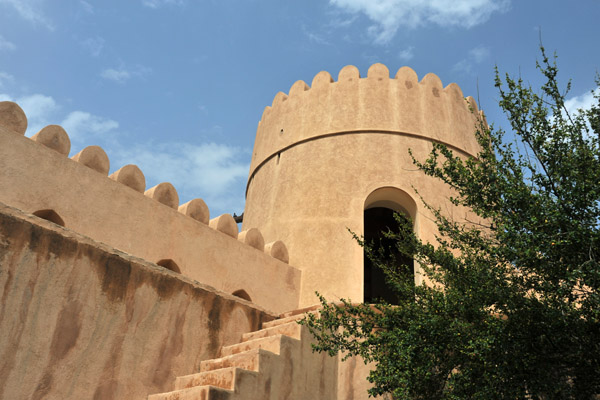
[0,120,301,314]
[244,63,483,306]
[0,203,276,400]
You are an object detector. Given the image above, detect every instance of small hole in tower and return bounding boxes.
[280,128,284,135]
[33,209,65,227]
[232,289,252,302]
[157,259,181,273]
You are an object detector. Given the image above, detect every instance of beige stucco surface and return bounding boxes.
[0,203,276,400]
[0,126,301,314]
[244,64,482,306]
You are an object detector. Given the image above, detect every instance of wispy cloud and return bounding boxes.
[0,71,14,88]
[61,111,119,142]
[79,0,93,13]
[329,0,510,44]
[0,35,16,51]
[141,0,184,9]
[0,0,54,30]
[452,45,491,74]
[81,36,105,57]
[100,65,151,83]
[398,46,414,62]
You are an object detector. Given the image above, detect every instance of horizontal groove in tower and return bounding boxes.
[248,63,482,189]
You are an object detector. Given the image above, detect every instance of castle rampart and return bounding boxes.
[0,103,301,314]
[0,203,275,399]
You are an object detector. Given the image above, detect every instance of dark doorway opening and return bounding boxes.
[363,207,413,304]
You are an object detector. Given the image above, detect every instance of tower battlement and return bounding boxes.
[250,63,483,188]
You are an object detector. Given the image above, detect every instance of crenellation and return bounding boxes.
[238,228,265,251]
[272,91,288,107]
[0,101,27,135]
[31,124,71,155]
[109,164,146,193]
[366,62,389,80]
[71,145,110,175]
[209,213,239,238]
[145,182,179,209]
[288,79,310,97]
[310,70,333,88]
[264,240,289,264]
[337,64,360,82]
[178,198,209,224]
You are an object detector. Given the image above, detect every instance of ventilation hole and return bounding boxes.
[157,259,181,273]
[32,209,65,227]
[280,128,284,135]
[232,289,252,302]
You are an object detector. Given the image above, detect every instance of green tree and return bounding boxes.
[302,48,600,399]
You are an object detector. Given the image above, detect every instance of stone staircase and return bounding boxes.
[148,306,337,400]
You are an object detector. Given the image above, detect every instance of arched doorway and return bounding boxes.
[363,187,417,304]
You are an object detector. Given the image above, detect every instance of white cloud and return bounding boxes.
[565,90,597,117]
[61,111,119,141]
[397,46,414,62]
[329,0,510,44]
[0,0,53,30]
[452,45,490,74]
[113,142,249,214]
[469,45,490,63]
[100,68,131,83]
[100,65,151,83]
[81,37,105,57]
[0,35,16,51]
[142,0,184,9]
[17,94,58,121]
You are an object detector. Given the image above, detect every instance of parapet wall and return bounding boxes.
[0,102,301,314]
[0,203,275,399]
[249,63,482,189]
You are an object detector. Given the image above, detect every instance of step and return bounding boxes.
[148,385,233,400]
[242,321,302,342]
[175,367,259,391]
[200,348,277,373]
[278,304,321,319]
[221,334,284,357]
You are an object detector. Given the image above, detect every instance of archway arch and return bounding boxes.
[32,209,65,227]
[156,259,181,274]
[363,187,417,304]
[232,289,252,302]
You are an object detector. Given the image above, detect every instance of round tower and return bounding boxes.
[243,63,482,307]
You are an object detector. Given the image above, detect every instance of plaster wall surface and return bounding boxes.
[0,126,300,314]
[244,63,483,306]
[0,203,276,400]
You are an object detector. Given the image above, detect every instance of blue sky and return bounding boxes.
[1,0,599,217]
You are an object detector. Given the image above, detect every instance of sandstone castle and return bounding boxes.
[0,63,482,399]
